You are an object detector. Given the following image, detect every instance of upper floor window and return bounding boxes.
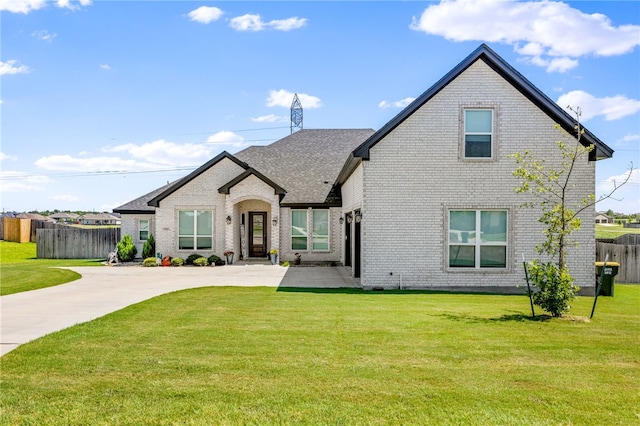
[464,109,493,158]
[139,219,149,241]
[178,210,212,250]
[449,209,507,269]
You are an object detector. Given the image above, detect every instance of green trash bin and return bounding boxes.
[595,262,619,296]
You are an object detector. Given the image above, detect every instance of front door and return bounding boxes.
[249,212,267,257]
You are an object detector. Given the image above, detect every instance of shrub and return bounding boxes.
[527,260,579,317]
[186,254,202,265]
[208,254,225,266]
[143,257,158,267]
[282,261,290,267]
[171,257,184,267]
[193,257,208,267]
[117,234,137,262]
[142,234,155,259]
[269,249,278,255]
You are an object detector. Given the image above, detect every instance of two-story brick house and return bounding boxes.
[114,44,613,292]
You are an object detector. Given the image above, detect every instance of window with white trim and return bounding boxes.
[291,210,307,250]
[178,210,213,250]
[139,219,149,241]
[312,209,329,251]
[449,210,507,268]
[464,109,493,158]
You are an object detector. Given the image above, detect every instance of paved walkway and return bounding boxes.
[0,264,358,356]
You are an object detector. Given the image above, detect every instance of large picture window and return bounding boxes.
[312,210,329,251]
[178,210,213,250]
[449,210,507,268]
[291,210,308,250]
[464,109,493,158]
[139,219,149,241]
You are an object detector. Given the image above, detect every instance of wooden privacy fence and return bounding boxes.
[37,227,121,259]
[596,242,640,284]
[3,217,31,243]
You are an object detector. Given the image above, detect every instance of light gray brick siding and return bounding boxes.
[361,60,596,290]
[154,158,245,259]
[119,214,155,258]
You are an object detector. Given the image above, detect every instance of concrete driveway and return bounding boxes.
[0,264,358,357]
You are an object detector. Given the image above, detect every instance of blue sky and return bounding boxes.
[1,0,639,214]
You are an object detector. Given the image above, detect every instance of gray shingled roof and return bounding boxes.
[234,129,374,205]
[113,129,374,213]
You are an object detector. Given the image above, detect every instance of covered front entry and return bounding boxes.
[249,212,267,257]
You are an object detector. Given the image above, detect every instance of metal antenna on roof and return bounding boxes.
[291,93,303,134]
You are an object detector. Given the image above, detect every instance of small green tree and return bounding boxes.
[511,106,633,316]
[142,234,155,259]
[117,234,137,262]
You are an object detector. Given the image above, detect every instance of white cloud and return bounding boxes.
[266,89,321,109]
[104,139,213,166]
[99,64,111,70]
[0,0,89,13]
[56,0,91,10]
[188,6,223,24]
[378,97,416,109]
[0,152,18,161]
[269,17,307,31]
[230,14,307,32]
[0,0,46,13]
[206,131,246,147]
[0,60,30,75]
[35,154,160,172]
[50,194,79,202]
[410,0,640,72]
[230,14,264,31]
[597,168,640,214]
[31,30,57,41]
[557,90,640,122]
[0,171,50,192]
[251,114,288,123]
[618,134,640,144]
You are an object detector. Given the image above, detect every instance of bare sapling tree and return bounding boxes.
[510,106,634,316]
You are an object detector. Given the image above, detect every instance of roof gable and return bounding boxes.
[147,151,248,207]
[218,168,287,196]
[352,44,613,161]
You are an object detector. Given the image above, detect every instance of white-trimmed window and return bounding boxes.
[449,210,507,268]
[291,210,307,250]
[464,109,493,158]
[178,210,213,250]
[139,219,149,241]
[312,210,329,251]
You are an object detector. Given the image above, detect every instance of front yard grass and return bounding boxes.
[1,285,638,425]
[0,241,103,295]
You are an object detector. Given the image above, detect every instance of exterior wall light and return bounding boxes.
[354,212,362,223]
[272,217,278,226]
[339,216,344,225]
[226,215,232,225]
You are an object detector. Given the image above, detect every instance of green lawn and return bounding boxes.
[596,223,640,239]
[0,241,104,295]
[1,285,638,425]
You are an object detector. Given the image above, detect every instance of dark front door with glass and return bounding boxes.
[249,212,267,257]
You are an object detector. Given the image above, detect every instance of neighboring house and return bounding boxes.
[78,213,121,226]
[49,212,79,223]
[115,44,613,292]
[595,213,612,224]
[16,212,54,222]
